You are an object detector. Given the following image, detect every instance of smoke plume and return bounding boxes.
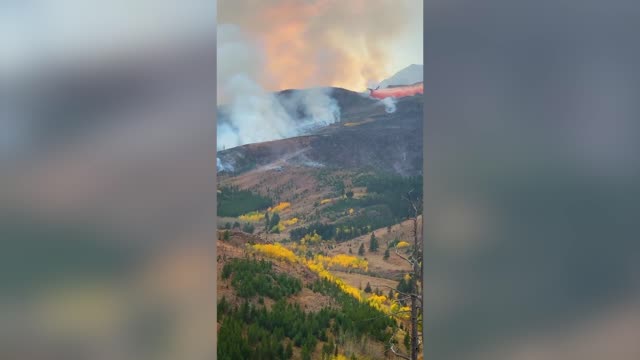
[217,24,340,151]
[380,97,397,113]
[217,0,418,91]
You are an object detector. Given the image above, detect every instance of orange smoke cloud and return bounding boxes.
[218,0,415,91]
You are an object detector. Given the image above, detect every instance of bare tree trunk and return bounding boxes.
[410,291,418,359]
[391,191,423,360]
[420,214,425,349]
[411,214,419,360]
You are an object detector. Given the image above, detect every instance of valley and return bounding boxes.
[217,84,423,359]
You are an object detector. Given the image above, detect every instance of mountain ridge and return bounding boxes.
[379,64,423,89]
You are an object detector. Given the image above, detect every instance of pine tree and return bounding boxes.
[271,213,280,228]
[369,232,379,252]
[364,282,372,293]
[358,243,365,256]
[383,248,390,260]
[242,223,255,234]
[265,212,270,231]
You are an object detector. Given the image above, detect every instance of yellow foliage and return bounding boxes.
[348,208,355,215]
[305,259,362,302]
[368,294,387,304]
[315,254,368,272]
[239,211,265,222]
[290,243,307,255]
[396,241,411,248]
[404,273,411,282]
[252,243,297,263]
[398,306,411,319]
[302,232,322,244]
[391,302,400,313]
[330,355,348,360]
[390,302,411,319]
[269,202,291,213]
[366,294,388,312]
[320,199,332,205]
[282,217,299,226]
[296,252,404,317]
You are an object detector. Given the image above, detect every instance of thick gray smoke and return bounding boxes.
[217,24,340,151]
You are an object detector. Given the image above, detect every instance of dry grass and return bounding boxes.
[332,270,399,295]
[329,217,421,278]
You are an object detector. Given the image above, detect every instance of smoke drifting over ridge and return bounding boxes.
[217,0,419,92]
[217,24,340,153]
[216,0,420,163]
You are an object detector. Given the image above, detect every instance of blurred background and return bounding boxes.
[1,1,217,359]
[2,1,640,360]
[424,1,640,359]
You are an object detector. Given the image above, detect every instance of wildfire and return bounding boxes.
[218,0,413,91]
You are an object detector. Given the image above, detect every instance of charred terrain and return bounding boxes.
[217,87,423,177]
[217,83,424,360]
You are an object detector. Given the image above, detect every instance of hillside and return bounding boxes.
[217,77,424,359]
[217,89,423,176]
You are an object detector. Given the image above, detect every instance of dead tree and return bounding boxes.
[389,189,422,360]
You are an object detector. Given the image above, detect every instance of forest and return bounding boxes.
[218,259,396,360]
[217,186,273,217]
[290,174,423,243]
[221,258,302,300]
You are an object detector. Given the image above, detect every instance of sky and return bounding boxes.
[217,0,423,95]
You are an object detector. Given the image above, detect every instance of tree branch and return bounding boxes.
[395,246,416,267]
[387,328,411,360]
[390,345,411,360]
[370,285,423,306]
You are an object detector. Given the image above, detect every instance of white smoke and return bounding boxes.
[217,157,234,172]
[219,72,298,150]
[217,24,340,150]
[381,97,397,113]
[282,87,341,132]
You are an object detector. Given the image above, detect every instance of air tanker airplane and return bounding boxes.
[367,82,424,99]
